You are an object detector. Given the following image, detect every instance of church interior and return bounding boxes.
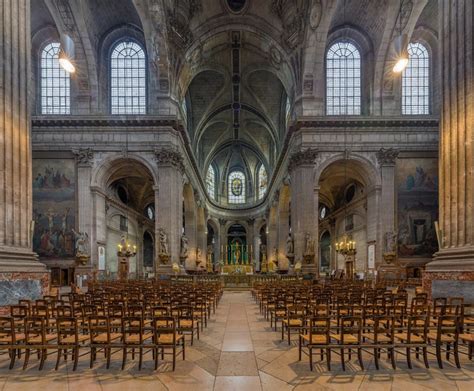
[0,0,474,389]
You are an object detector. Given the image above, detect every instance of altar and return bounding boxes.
[221,242,254,275]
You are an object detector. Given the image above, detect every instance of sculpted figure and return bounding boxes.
[159,228,169,255]
[180,234,189,258]
[286,233,294,255]
[72,229,89,256]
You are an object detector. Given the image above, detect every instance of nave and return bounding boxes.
[1,290,474,391]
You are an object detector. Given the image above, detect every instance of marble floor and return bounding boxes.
[1,291,474,390]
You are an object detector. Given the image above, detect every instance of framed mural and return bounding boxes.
[397,158,438,258]
[32,159,76,259]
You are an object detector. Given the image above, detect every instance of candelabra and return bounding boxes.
[335,236,357,257]
[117,242,137,258]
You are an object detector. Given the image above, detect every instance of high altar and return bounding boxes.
[221,243,253,274]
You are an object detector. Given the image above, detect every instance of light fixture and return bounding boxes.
[59,34,75,73]
[392,34,409,73]
[392,0,409,73]
[335,237,357,257]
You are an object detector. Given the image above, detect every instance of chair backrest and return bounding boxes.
[10,305,28,320]
[89,315,110,343]
[25,316,47,343]
[436,314,460,342]
[57,317,78,344]
[308,316,330,343]
[122,316,144,343]
[406,314,429,343]
[339,316,362,343]
[0,317,16,342]
[153,316,177,344]
[373,315,395,343]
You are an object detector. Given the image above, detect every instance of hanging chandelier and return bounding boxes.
[117,240,137,258]
[335,236,356,257]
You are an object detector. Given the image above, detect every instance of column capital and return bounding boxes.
[72,148,94,167]
[288,148,318,172]
[154,147,185,174]
[376,147,399,166]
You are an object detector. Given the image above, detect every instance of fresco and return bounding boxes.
[32,159,76,259]
[397,159,438,258]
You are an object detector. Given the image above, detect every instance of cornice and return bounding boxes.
[292,116,439,129]
[31,116,178,128]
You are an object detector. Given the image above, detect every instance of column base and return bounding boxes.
[0,247,49,311]
[423,246,474,302]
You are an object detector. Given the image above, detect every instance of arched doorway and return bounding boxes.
[226,224,248,265]
[319,231,331,275]
[143,231,154,270]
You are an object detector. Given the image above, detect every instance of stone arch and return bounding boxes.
[314,153,381,192]
[92,154,158,190]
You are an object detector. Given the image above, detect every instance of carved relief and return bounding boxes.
[72,148,94,166]
[154,147,185,173]
[271,0,308,49]
[309,0,322,29]
[288,148,319,171]
[376,148,399,166]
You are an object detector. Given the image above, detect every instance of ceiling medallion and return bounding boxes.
[225,0,248,14]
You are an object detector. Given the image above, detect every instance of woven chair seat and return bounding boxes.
[394,333,425,343]
[331,333,358,343]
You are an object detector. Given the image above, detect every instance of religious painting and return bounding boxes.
[397,158,438,258]
[32,159,76,259]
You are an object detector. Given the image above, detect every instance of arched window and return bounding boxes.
[40,42,70,114]
[206,165,216,200]
[326,41,361,115]
[258,165,268,200]
[402,42,430,115]
[228,171,246,204]
[110,41,146,114]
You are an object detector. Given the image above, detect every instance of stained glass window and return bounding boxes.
[402,42,430,115]
[206,165,216,200]
[41,42,70,114]
[326,41,361,115]
[258,165,268,200]
[228,171,245,204]
[110,41,146,114]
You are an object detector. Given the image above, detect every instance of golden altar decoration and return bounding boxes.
[221,243,253,274]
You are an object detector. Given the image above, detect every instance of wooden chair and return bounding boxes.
[394,314,429,369]
[152,316,185,371]
[0,316,25,369]
[427,314,461,368]
[299,316,331,371]
[331,316,364,371]
[23,316,58,370]
[282,304,306,345]
[89,315,122,369]
[55,317,89,371]
[121,315,152,370]
[177,305,199,345]
[362,315,396,369]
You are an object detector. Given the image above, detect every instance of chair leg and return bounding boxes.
[183,339,186,360]
[73,347,79,371]
[341,348,345,371]
[357,348,364,370]
[298,337,301,361]
[55,348,61,370]
[436,343,443,369]
[326,348,331,371]
[374,348,379,370]
[8,348,16,370]
[154,348,159,370]
[390,347,396,370]
[122,347,127,370]
[139,347,143,370]
[406,347,412,369]
[423,346,429,368]
[23,348,30,370]
[89,347,94,368]
[172,347,176,371]
[309,347,313,371]
[446,343,450,361]
[39,348,47,370]
[454,342,461,369]
[106,347,111,369]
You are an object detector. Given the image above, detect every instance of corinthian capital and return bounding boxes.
[154,147,185,173]
[376,148,399,166]
[72,148,94,166]
[288,148,318,172]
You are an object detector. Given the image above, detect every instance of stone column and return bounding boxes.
[289,149,318,274]
[376,148,399,274]
[154,148,184,273]
[73,148,94,276]
[277,198,290,271]
[0,0,48,307]
[219,218,226,266]
[424,0,474,298]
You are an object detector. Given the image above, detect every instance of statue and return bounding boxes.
[158,228,169,255]
[158,228,170,265]
[234,242,241,264]
[286,233,294,255]
[384,231,397,253]
[304,232,315,255]
[206,244,214,273]
[196,247,202,264]
[72,230,90,265]
[180,234,188,258]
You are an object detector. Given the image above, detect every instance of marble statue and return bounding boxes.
[384,231,397,253]
[304,232,315,255]
[72,229,89,257]
[286,233,294,255]
[180,234,189,258]
[158,228,169,255]
[196,247,202,264]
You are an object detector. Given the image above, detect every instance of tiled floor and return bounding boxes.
[1,291,474,390]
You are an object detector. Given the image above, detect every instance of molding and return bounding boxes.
[154,147,185,174]
[293,117,439,129]
[32,116,178,128]
[376,147,399,166]
[72,147,94,166]
[288,148,319,172]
